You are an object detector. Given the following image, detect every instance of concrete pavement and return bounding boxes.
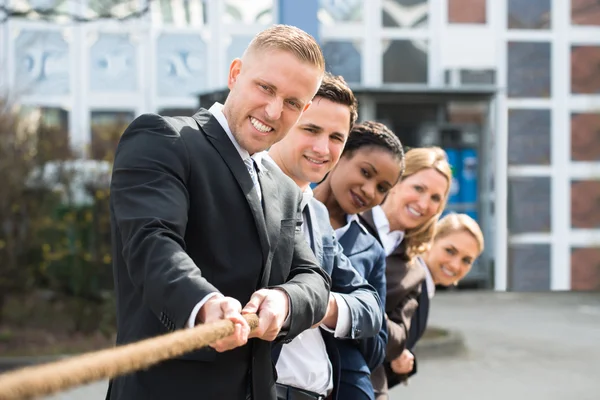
[391,291,600,400]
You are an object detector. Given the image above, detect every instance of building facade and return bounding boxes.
[0,0,599,291]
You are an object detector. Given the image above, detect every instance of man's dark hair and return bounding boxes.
[314,72,358,129]
[342,120,405,175]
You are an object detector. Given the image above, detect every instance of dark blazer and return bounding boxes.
[107,109,331,400]
[358,209,425,399]
[272,198,383,400]
[334,219,388,400]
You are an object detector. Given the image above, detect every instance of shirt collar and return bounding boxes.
[372,206,404,250]
[417,257,436,299]
[209,102,261,172]
[301,187,314,211]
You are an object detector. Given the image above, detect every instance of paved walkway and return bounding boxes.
[391,291,600,400]
[41,291,600,399]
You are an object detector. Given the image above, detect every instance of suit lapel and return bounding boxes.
[256,161,282,286]
[192,110,270,263]
[306,202,324,266]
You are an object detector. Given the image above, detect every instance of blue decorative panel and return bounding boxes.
[226,36,252,64]
[156,34,206,97]
[322,40,362,83]
[15,30,70,95]
[90,33,137,93]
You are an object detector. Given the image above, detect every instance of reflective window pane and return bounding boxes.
[448,0,486,24]
[223,0,272,24]
[382,0,428,28]
[571,46,600,94]
[571,247,600,291]
[90,111,134,161]
[153,0,208,27]
[571,0,600,26]
[571,180,600,229]
[509,245,550,291]
[571,113,600,162]
[9,0,72,22]
[508,177,551,233]
[86,0,140,19]
[18,106,71,160]
[507,0,551,29]
[382,39,428,83]
[507,41,551,98]
[322,40,362,84]
[508,109,551,165]
[319,0,363,25]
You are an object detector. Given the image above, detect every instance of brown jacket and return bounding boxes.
[359,209,425,400]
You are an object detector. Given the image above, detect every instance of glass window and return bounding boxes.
[322,40,362,84]
[318,0,363,25]
[18,106,71,160]
[86,0,141,19]
[571,46,600,95]
[223,0,272,24]
[9,0,72,22]
[571,113,600,162]
[89,33,137,93]
[156,34,207,97]
[508,109,551,165]
[15,30,70,96]
[571,180,600,229]
[508,177,551,233]
[507,41,551,98]
[90,111,135,161]
[382,39,428,84]
[448,0,486,24]
[508,244,550,291]
[382,0,428,28]
[152,0,208,27]
[571,247,600,291]
[507,0,551,29]
[571,0,600,26]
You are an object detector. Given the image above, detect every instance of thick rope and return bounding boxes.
[0,314,259,400]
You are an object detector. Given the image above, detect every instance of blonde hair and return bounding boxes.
[244,25,325,73]
[435,213,485,255]
[399,147,453,261]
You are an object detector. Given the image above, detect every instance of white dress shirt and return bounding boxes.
[417,257,436,300]
[186,102,263,329]
[261,155,352,396]
[371,206,404,257]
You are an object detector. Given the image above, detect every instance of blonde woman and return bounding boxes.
[358,147,452,400]
[387,213,484,387]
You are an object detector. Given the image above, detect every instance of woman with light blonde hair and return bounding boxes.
[358,146,453,399]
[384,212,484,386]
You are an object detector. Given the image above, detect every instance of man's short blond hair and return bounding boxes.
[244,24,325,73]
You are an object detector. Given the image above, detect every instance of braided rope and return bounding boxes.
[0,314,259,400]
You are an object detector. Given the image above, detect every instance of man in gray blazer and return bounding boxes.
[107,25,331,400]
[267,73,383,400]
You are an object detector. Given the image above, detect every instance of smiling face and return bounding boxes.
[269,96,351,189]
[222,49,323,155]
[328,147,403,215]
[425,230,479,286]
[384,168,449,231]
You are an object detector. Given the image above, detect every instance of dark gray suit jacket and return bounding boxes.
[107,109,331,400]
